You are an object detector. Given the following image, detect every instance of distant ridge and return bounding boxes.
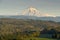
[0,15,60,22]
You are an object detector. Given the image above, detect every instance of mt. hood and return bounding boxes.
[21,7,56,17]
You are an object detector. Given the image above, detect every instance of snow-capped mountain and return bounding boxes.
[0,7,60,22]
[21,7,56,17]
[21,7,40,17]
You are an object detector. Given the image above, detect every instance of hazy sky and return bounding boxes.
[0,0,60,16]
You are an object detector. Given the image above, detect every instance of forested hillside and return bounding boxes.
[0,18,60,40]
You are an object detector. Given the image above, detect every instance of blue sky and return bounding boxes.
[0,0,60,16]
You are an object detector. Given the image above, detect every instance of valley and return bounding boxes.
[0,18,60,40]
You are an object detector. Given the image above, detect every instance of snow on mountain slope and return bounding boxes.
[21,7,40,17]
[21,7,56,17]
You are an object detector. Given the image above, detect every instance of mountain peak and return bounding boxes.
[28,7,38,13]
[21,7,56,17]
[21,7,40,17]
